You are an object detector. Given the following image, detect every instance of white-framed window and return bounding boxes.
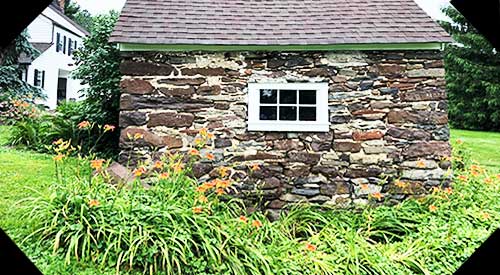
[247,83,330,132]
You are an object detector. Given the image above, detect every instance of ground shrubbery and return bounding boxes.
[16,125,500,275]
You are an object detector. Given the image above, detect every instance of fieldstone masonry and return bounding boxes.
[118,50,452,215]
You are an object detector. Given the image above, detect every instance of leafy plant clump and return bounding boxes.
[21,133,500,275]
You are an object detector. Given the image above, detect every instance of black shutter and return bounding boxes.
[68,38,72,55]
[41,71,45,88]
[34,69,39,86]
[74,41,77,51]
[56,33,60,52]
[63,36,66,54]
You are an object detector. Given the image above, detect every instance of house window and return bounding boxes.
[247,83,330,132]
[33,69,45,88]
[56,33,62,52]
[68,38,73,55]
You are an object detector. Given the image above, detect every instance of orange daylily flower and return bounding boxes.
[496,174,500,180]
[90,159,105,170]
[153,161,164,169]
[189,148,200,156]
[371,192,383,200]
[305,243,317,252]
[207,132,215,139]
[456,139,463,145]
[360,184,369,191]
[88,199,100,208]
[416,159,426,168]
[216,180,231,189]
[485,178,493,184]
[134,167,147,177]
[77,121,91,129]
[457,175,468,181]
[252,220,263,228]
[205,153,215,161]
[193,207,203,214]
[158,172,169,179]
[482,212,491,220]
[198,195,208,203]
[250,164,260,171]
[103,124,116,132]
[216,188,225,196]
[53,154,64,162]
[239,216,248,223]
[429,205,438,212]
[444,187,453,195]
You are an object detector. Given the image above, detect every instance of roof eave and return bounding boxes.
[116,42,449,52]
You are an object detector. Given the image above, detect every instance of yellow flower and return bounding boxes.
[77,121,91,129]
[305,243,317,252]
[199,128,208,137]
[194,137,203,146]
[416,159,426,168]
[456,139,463,144]
[134,133,144,140]
[198,195,208,203]
[53,154,64,162]
[395,180,407,188]
[90,159,105,170]
[103,124,116,132]
[252,219,263,228]
[88,199,100,208]
[219,167,230,178]
[429,205,438,212]
[53,138,63,145]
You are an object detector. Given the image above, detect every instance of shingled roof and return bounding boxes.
[110,0,452,46]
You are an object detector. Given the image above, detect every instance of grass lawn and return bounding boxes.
[451,129,500,172]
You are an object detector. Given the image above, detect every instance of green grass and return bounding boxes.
[451,129,500,172]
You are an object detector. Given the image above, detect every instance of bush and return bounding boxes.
[20,130,500,275]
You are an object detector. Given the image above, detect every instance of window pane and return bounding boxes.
[299,90,316,104]
[299,107,316,121]
[279,107,297,121]
[260,89,277,104]
[260,106,277,120]
[279,90,297,104]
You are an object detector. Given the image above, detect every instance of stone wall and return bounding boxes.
[118,50,452,216]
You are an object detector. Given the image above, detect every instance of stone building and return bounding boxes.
[110,0,453,213]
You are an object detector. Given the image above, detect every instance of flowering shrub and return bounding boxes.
[20,128,500,275]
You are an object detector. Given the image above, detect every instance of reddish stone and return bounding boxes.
[120,94,133,110]
[374,64,405,75]
[148,112,194,127]
[120,79,154,95]
[207,121,224,129]
[262,177,281,189]
[192,163,213,178]
[400,89,446,102]
[352,130,384,141]
[287,152,321,165]
[197,85,222,95]
[120,128,183,148]
[334,141,362,152]
[120,60,176,76]
[402,141,451,158]
[158,87,195,98]
[386,127,431,141]
[351,109,386,116]
[268,200,286,209]
[273,140,304,151]
[181,67,225,76]
[388,110,448,125]
[283,164,310,177]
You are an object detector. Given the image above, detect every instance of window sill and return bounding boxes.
[248,122,330,132]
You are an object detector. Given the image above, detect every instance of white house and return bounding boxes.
[21,0,89,109]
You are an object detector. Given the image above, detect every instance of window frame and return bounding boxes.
[247,82,330,132]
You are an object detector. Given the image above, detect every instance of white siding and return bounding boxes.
[26,15,53,43]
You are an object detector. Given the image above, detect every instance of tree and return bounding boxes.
[0,31,44,103]
[72,12,121,155]
[64,0,94,32]
[441,6,500,131]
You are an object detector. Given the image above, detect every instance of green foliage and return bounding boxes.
[441,7,500,131]
[64,0,94,32]
[0,31,44,122]
[72,12,121,156]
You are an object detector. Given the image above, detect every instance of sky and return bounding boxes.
[74,0,451,20]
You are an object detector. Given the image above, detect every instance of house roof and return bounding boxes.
[48,4,90,36]
[110,0,452,47]
[18,43,52,64]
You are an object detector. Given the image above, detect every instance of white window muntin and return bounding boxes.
[248,82,330,132]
